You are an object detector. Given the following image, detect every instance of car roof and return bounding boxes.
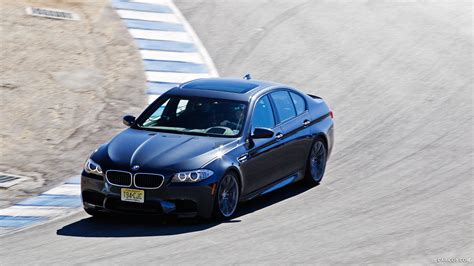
[165,78,284,102]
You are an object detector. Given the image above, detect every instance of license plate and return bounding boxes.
[121,188,144,203]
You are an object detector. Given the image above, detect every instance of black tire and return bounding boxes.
[213,172,240,220]
[305,137,328,186]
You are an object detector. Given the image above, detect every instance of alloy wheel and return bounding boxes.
[217,174,239,217]
[310,141,327,182]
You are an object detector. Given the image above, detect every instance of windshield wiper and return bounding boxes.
[136,125,182,134]
[136,125,236,138]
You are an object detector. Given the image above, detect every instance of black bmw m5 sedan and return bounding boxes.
[81,77,334,219]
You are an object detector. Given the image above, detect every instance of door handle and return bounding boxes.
[275,133,283,140]
[303,120,311,127]
[237,153,248,163]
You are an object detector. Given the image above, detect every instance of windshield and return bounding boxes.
[136,95,248,137]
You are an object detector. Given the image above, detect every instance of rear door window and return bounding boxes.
[289,92,306,115]
[270,91,296,123]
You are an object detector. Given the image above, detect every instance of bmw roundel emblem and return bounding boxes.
[132,165,140,171]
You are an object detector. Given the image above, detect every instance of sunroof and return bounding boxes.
[181,79,259,93]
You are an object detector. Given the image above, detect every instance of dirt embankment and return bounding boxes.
[0,0,146,208]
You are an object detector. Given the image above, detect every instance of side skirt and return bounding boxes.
[240,171,302,202]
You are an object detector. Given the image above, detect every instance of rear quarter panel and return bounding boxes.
[306,95,335,159]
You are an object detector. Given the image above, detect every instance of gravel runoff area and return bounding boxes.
[0,0,147,208]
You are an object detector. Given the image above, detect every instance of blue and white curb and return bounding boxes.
[112,0,219,103]
[0,176,82,235]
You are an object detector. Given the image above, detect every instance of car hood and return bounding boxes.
[97,128,236,171]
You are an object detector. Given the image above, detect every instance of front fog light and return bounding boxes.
[172,169,213,183]
[84,158,103,176]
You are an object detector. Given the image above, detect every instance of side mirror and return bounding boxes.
[122,115,136,127]
[251,127,274,139]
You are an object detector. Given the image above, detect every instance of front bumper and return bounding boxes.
[81,172,216,218]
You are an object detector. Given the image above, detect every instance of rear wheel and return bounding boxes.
[305,138,328,186]
[213,172,240,219]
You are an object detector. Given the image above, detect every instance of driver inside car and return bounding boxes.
[220,107,244,130]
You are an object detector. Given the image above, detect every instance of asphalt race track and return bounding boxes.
[1,1,472,264]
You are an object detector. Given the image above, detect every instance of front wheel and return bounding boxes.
[213,172,240,219]
[305,138,328,186]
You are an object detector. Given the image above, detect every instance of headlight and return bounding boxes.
[84,158,103,176]
[172,169,214,183]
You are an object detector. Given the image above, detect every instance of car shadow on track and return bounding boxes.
[56,182,315,237]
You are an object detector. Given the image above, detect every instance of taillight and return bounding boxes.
[329,110,334,119]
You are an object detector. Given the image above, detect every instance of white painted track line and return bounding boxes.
[146,71,211,83]
[140,50,204,63]
[117,0,218,103]
[116,10,179,23]
[0,175,81,235]
[129,29,192,42]
[166,0,219,77]
[41,184,81,196]
[0,206,74,217]
[131,0,172,5]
